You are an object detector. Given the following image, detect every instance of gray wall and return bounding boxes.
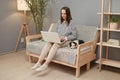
[53,0,101,26]
[0,0,120,60]
[0,0,35,53]
[0,0,21,53]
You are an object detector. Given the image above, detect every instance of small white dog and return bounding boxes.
[68,40,84,49]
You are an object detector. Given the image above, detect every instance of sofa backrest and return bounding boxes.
[48,23,98,42]
[76,25,98,42]
[48,23,57,32]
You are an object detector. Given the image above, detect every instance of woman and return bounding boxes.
[31,6,77,71]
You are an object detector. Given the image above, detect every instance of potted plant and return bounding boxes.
[109,16,120,30]
[25,0,48,34]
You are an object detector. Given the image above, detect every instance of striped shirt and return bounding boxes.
[56,20,77,41]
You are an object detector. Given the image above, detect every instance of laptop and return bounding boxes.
[41,31,66,44]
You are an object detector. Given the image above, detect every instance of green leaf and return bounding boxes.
[25,0,48,34]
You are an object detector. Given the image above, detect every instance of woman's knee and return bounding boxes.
[53,43,60,48]
[45,42,52,46]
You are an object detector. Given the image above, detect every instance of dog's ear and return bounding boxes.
[69,42,72,47]
[78,40,84,44]
[73,42,77,46]
[68,41,77,49]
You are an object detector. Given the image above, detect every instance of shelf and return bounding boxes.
[98,0,120,71]
[97,12,120,15]
[96,58,120,68]
[97,28,120,32]
[97,42,120,48]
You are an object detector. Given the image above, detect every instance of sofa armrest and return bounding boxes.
[26,34,42,43]
[77,41,94,56]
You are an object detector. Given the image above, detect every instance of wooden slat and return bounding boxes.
[97,42,120,48]
[51,60,76,68]
[97,12,120,15]
[97,28,120,32]
[96,59,120,68]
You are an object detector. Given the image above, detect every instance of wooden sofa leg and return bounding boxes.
[86,62,90,70]
[26,51,31,62]
[28,55,32,63]
[76,67,80,77]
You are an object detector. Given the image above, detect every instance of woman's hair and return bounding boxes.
[60,6,72,26]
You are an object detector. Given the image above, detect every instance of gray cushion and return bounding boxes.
[26,40,46,55]
[54,46,90,65]
[54,47,77,65]
[51,24,97,42]
[76,25,97,42]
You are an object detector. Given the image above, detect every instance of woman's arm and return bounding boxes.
[67,26,77,41]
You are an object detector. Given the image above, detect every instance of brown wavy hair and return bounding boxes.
[60,6,72,26]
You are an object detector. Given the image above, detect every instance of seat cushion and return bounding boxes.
[54,46,90,65]
[26,40,46,55]
[76,26,97,42]
[54,47,77,65]
[27,40,91,65]
[27,41,77,65]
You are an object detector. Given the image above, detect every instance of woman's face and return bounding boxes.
[61,9,67,20]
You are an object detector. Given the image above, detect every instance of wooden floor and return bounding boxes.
[0,50,119,80]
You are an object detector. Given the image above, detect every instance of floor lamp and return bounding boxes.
[15,0,30,52]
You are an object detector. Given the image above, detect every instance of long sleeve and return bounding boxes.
[56,20,77,41]
[67,25,77,41]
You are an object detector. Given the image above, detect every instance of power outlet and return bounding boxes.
[21,37,24,43]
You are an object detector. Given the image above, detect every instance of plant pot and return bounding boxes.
[110,22,118,30]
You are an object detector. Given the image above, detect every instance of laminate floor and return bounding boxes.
[0,50,119,80]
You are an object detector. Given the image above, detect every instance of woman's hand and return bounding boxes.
[60,36,65,42]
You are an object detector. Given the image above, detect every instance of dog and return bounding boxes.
[68,40,84,49]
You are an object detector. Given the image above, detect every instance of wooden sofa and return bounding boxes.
[26,23,98,77]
